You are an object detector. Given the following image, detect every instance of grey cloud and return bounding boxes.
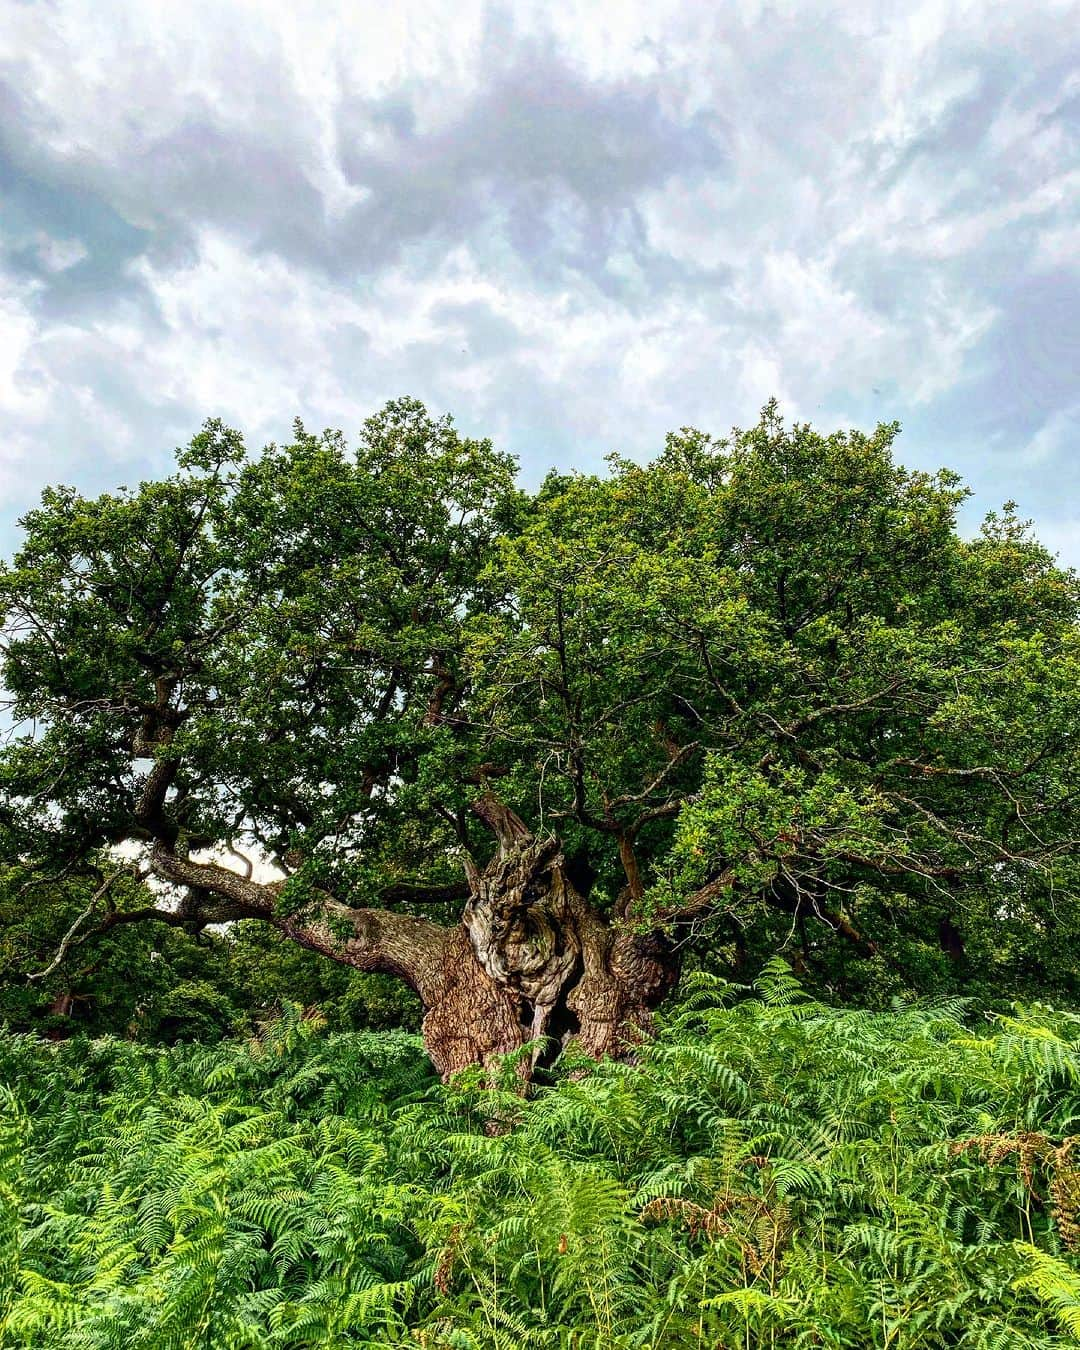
[124,117,327,263]
[427,300,526,358]
[1,26,728,316]
[0,92,154,314]
[332,40,727,276]
[0,1,1076,568]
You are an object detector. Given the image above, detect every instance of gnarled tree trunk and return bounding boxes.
[140,797,679,1082]
[420,795,678,1079]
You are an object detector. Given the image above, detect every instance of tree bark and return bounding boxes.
[446,794,678,1074]
[142,803,680,1082]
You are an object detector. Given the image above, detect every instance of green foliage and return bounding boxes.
[0,397,516,892]
[222,921,421,1035]
[471,407,1080,1002]
[0,864,236,1039]
[2,397,1077,1017]
[0,867,419,1042]
[3,980,1080,1346]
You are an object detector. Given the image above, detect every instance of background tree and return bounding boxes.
[2,399,1078,1077]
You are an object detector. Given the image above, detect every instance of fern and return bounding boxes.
[5,990,1080,1345]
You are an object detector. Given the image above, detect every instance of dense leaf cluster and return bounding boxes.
[3,972,1080,1346]
[1,398,1078,1009]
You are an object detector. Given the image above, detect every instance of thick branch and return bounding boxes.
[148,846,453,1002]
[150,846,278,914]
[471,792,535,854]
[377,880,471,906]
[101,900,252,930]
[648,869,737,925]
[133,755,180,846]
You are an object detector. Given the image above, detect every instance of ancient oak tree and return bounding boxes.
[3,399,1079,1076]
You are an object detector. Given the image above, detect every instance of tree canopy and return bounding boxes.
[2,398,1079,1066]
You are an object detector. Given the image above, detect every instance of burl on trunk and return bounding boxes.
[417,795,678,1079]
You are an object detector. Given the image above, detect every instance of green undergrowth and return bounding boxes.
[3,962,1080,1347]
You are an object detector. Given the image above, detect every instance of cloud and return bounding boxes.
[0,0,1077,565]
[331,36,726,279]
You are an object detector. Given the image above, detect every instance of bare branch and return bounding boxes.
[27,869,125,981]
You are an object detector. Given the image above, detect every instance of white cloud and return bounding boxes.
[0,0,1077,561]
[31,234,88,272]
[0,283,43,413]
[1018,404,1080,468]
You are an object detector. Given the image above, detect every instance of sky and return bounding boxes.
[0,0,1078,562]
